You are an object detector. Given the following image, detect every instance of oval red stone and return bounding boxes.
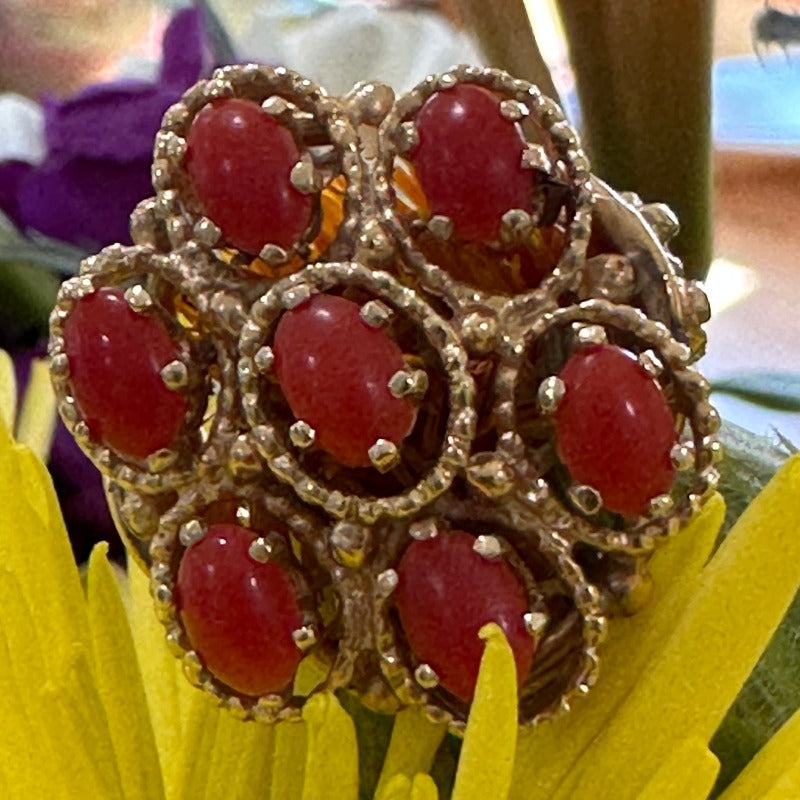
[395,530,535,702]
[176,523,306,696]
[186,98,312,254]
[63,288,187,460]
[554,344,677,516]
[273,294,417,468]
[410,83,535,243]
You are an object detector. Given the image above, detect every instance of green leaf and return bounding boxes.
[430,733,461,800]
[0,262,61,344]
[717,421,794,536]
[0,218,82,343]
[710,590,800,798]
[337,691,395,800]
[713,372,800,413]
[710,422,798,797]
[0,233,86,277]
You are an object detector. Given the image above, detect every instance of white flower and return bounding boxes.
[234,2,483,95]
[0,93,46,165]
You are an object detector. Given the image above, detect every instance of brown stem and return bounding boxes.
[455,0,560,100]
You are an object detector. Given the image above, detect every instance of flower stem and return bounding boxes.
[555,0,715,280]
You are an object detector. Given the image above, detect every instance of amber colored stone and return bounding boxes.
[186,98,312,255]
[273,294,416,468]
[63,288,187,460]
[176,524,306,696]
[554,344,677,516]
[410,84,535,242]
[395,530,535,702]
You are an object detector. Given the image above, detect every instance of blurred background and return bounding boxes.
[0,0,797,560]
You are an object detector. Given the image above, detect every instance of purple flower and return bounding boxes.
[0,8,210,250]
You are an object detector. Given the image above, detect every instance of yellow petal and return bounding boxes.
[452,623,518,800]
[410,774,439,800]
[0,577,64,800]
[0,577,98,799]
[203,711,276,800]
[169,692,221,800]
[271,720,308,800]
[376,707,446,796]
[293,652,329,697]
[0,424,90,677]
[376,773,439,800]
[719,705,800,800]
[511,493,725,800]
[762,774,800,800]
[301,693,359,800]
[634,737,719,800]
[15,357,57,462]
[42,644,125,800]
[0,762,10,800]
[555,455,800,799]
[377,773,414,800]
[87,544,166,800]
[0,349,16,432]
[127,563,185,776]
[0,569,48,712]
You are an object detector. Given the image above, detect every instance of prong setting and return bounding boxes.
[288,420,316,449]
[500,208,534,245]
[524,610,550,639]
[499,99,528,120]
[292,626,317,652]
[427,215,453,240]
[473,534,503,560]
[368,438,400,473]
[671,441,696,471]
[377,568,399,597]
[179,519,206,547]
[160,359,188,391]
[537,376,566,414]
[236,504,252,528]
[124,285,153,312]
[254,346,275,373]
[409,518,438,541]
[259,244,289,266]
[290,155,322,194]
[648,493,675,517]
[359,299,393,328]
[395,120,419,153]
[331,521,369,568]
[388,368,428,400]
[568,484,603,515]
[638,349,664,377]
[520,143,552,173]
[573,324,608,347]
[261,95,292,119]
[192,217,221,246]
[248,537,273,563]
[414,663,440,690]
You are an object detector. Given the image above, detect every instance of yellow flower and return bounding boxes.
[1,351,799,799]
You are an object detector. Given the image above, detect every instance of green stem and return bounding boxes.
[556,0,715,279]
[0,262,60,345]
